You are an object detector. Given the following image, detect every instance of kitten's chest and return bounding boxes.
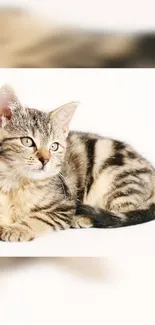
[0,186,42,225]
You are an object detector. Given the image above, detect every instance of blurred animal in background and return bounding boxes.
[0,6,155,68]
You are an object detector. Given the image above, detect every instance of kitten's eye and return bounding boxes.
[50,142,59,151]
[20,137,35,147]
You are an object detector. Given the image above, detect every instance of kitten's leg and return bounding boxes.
[0,214,68,242]
[72,178,150,229]
[102,189,146,212]
[0,204,75,241]
[71,201,143,229]
[0,221,35,242]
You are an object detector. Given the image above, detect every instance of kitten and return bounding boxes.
[0,7,155,68]
[0,84,155,242]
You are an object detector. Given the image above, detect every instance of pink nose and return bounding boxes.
[37,148,50,166]
[39,157,49,166]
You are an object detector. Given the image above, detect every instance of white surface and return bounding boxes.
[1,0,155,31]
[0,222,155,256]
[1,257,155,325]
[0,68,155,256]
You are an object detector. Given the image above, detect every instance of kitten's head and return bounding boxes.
[0,84,78,185]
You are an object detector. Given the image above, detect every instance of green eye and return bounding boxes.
[20,137,35,147]
[50,142,59,151]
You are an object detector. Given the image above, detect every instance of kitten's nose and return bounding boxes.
[39,157,49,166]
[38,148,50,166]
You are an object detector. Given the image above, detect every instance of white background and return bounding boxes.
[1,0,155,31]
[1,69,155,324]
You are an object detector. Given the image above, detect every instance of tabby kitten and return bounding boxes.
[1,7,155,68]
[0,84,155,242]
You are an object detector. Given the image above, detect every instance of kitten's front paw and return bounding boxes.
[0,225,35,242]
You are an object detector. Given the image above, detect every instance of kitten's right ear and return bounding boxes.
[50,101,80,135]
[0,84,21,126]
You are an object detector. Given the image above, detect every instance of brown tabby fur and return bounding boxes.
[0,85,155,241]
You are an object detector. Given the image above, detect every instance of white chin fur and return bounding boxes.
[22,170,55,181]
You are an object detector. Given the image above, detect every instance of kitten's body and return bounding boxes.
[1,7,155,68]
[0,85,155,241]
[0,131,155,241]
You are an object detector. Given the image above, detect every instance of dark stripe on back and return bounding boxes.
[99,140,125,173]
[109,188,143,201]
[85,138,97,194]
[115,179,142,190]
[115,168,152,182]
[113,140,126,151]
[117,201,136,209]
[105,188,143,210]
[127,151,137,159]
[103,153,124,169]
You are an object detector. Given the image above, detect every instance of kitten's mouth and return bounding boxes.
[39,166,45,171]
[32,164,52,174]
[27,165,47,174]
[34,167,46,172]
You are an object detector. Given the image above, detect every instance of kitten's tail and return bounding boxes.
[76,203,155,228]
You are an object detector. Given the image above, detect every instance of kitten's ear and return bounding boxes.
[50,102,79,134]
[0,84,21,125]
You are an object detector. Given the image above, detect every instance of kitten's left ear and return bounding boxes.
[0,84,21,125]
[50,101,80,134]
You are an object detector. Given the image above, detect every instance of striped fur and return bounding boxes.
[1,7,155,67]
[0,85,155,241]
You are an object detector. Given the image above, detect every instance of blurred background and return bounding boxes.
[0,0,155,67]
